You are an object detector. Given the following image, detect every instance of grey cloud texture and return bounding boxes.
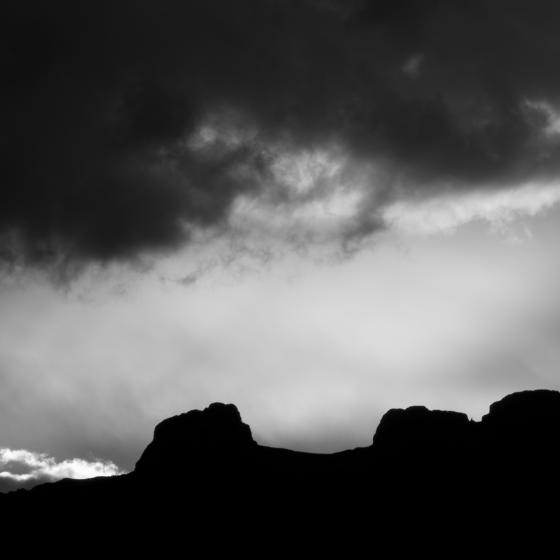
[4,0,560,269]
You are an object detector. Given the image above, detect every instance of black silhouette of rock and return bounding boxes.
[135,403,256,476]
[479,389,560,475]
[3,390,560,548]
[482,389,560,429]
[373,406,471,452]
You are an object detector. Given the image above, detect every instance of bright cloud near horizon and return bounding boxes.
[3,0,560,490]
[0,447,122,492]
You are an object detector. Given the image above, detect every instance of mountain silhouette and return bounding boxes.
[135,402,257,475]
[3,389,560,549]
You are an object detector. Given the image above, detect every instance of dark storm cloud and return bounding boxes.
[3,0,560,266]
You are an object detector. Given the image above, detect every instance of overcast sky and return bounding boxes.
[2,0,560,489]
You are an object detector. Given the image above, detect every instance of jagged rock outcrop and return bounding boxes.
[373,406,471,450]
[3,389,560,546]
[3,389,560,504]
[135,402,256,476]
[482,389,560,429]
[370,406,475,479]
[478,389,560,472]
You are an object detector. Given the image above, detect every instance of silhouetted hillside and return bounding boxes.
[3,390,560,549]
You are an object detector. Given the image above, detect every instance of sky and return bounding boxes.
[2,0,560,490]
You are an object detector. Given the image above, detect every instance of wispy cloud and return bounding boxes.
[0,447,123,492]
[383,182,560,237]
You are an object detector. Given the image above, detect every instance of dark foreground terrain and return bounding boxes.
[3,389,560,550]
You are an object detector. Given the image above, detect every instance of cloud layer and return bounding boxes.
[4,0,560,269]
[0,447,123,492]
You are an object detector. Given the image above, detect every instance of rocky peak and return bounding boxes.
[480,390,560,458]
[134,403,256,475]
[372,405,471,456]
[482,389,560,428]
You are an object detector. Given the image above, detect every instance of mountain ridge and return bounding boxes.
[4,389,560,492]
[3,389,560,547]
